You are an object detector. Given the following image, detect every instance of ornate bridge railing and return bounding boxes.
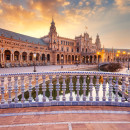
[0,71,130,109]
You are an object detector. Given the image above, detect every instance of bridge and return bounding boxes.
[0,71,130,108]
[0,71,130,129]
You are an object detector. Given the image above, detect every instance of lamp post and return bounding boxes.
[127,52,130,73]
[33,53,36,72]
[61,56,63,69]
[97,52,100,71]
[116,50,120,63]
[122,51,126,63]
[116,53,119,63]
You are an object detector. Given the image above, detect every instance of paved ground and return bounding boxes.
[0,65,97,74]
[0,106,130,130]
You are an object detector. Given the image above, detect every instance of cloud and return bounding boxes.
[114,0,130,13]
[95,0,102,5]
[63,1,70,6]
[86,2,90,6]
[79,1,83,6]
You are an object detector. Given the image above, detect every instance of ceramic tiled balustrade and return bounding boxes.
[0,71,130,108]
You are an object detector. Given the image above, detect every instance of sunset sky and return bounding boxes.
[0,0,130,49]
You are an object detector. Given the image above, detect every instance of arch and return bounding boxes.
[107,56,110,62]
[82,56,85,63]
[98,55,101,62]
[86,56,89,63]
[90,55,92,63]
[68,55,71,63]
[42,53,45,61]
[14,51,19,61]
[47,54,50,62]
[57,54,60,64]
[94,55,97,63]
[72,55,74,63]
[29,53,33,61]
[75,55,77,61]
[5,50,11,61]
[22,52,27,61]
[61,54,64,64]
[36,53,40,61]
[65,55,67,63]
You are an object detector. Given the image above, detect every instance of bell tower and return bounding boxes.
[95,34,101,50]
[49,18,58,50]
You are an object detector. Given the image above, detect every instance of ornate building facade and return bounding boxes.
[0,19,129,68]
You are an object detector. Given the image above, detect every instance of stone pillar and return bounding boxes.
[3,53,4,62]
[80,56,82,64]
[11,53,12,62]
[71,55,72,64]
[59,54,61,65]
[85,57,86,64]
[13,53,15,61]
[0,53,2,62]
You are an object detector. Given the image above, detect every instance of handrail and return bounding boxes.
[0,71,130,109]
[0,71,130,77]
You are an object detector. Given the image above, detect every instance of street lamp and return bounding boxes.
[97,51,100,71]
[33,53,36,72]
[122,51,126,63]
[127,52,130,73]
[61,56,63,69]
[116,53,119,63]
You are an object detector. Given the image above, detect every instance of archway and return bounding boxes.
[22,52,27,61]
[90,55,92,63]
[61,54,64,64]
[47,54,50,62]
[42,54,45,61]
[29,53,33,61]
[68,55,71,63]
[14,51,19,61]
[36,53,39,61]
[72,55,74,63]
[94,55,97,63]
[57,54,60,64]
[86,56,89,63]
[5,50,11,61]
[107,56,110,62]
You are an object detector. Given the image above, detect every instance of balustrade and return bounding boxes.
[0,71,130,108]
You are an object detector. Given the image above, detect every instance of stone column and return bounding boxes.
[3,53,4,62]
[11,53,12,62]
[71,55,72,64]
[0,53,2,62]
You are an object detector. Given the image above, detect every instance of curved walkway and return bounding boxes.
[0,106,130,130]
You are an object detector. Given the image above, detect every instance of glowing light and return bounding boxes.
[116,54,119,57]
[97,52,100,55]
[117,50,120,53]
[122,51,126,54]
[33,53,36,58]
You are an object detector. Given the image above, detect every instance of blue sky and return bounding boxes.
[0,0,130,49]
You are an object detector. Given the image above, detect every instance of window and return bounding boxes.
[67,47,69,52]
[72,48,73,52]
[77,47,79,52]
[61,41,62,44]
[61,47,64,51]
[86,48,87,52]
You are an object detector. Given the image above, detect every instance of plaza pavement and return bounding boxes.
[0,106,129,130]
[0,64,97,74]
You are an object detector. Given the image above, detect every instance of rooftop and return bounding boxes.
[0,28,48,46]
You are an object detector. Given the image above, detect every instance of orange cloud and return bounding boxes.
[114,0,130,13]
